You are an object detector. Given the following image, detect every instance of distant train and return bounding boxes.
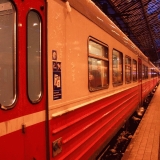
[0,0,159,159]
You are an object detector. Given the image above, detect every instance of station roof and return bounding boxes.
[92,0,160,63]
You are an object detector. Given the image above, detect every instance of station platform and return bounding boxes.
[122,85,160,160]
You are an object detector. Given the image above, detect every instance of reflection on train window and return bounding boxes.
[0,0,16,107]
[88,39,109,91]
[142,65,148,80]
[146,67,148,79]
[132,59,137,81]
[125,56,131,83]
[145,66,148,79]
[142,64,145,80]
[151,69,154,78]
[112,49,123,86]
[27,11,42,103]
[138,59,142,81]
[151,69,157,78]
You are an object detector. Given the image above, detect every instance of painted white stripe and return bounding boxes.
[0,110,46,137]
[51,83,139,118]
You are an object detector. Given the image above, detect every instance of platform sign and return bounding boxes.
[52,50,62,100]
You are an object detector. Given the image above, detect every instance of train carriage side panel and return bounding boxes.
[141,58,152,101]
[47,0,140,159]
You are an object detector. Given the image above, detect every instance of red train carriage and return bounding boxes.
[0,0,47,159]
[0,0,159,160]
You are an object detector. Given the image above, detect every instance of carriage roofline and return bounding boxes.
[67,0,149,62]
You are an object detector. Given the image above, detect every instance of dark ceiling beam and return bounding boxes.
[92,0,158,62]
[105,0,142,45]
[127,20,144,28]
[139,0,159,59]
[116,0,138,9]
[133,30,150,36]
[119,0,151,13]
[143,0,152,7]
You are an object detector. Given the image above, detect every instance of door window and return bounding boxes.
[27,11,42,103]
[0,0,16,108]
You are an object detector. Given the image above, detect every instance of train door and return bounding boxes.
[0,0,47,160]
[0,1,24,159]
[23,1,48,159]
[18,0,48,159]
[138,58,142,105]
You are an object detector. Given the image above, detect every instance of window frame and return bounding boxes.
[142,64,145,80]
[144,65,148,79]
[132,59,137,82]
[142,64,149,80]
[125,55,131,84]
[112,49,123,87]
[27,10,42,103]
[0,0,17,110]
[88,37,109,92]
[138,59,142,81]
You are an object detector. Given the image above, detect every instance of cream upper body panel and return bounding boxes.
[47,0,153,118]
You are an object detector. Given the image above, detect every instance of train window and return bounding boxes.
[142,65,148,79]
[142,64,145,80]
[132,59,137,81]
[125,56,131,83]
[138,59,142,81]
[27,11,42,103]
[88,39,109,91]
[152,69,157,78]
[112,49,123,86]
[145,66,148,79]
[151,69,153,78]
[0,0,16,108]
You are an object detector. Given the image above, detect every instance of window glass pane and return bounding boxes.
[27,11,42,102]
[152,69,157,77]
[89,58,108,91]
[89,40,108,58]
[145,66,148,79]
[112,49,123,86]
[0,0,16,107]
[133,59,137,81]
[125,56,131,83]
[138,60,142,80]
[88,39,109,92]
[142,65,145,80]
